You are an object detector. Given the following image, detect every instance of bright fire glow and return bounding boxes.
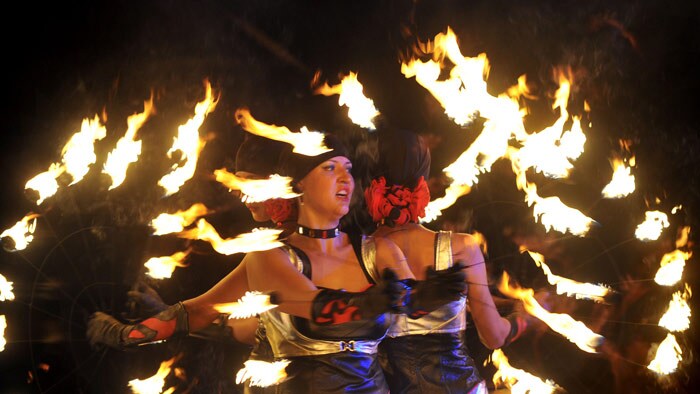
[313,71,380,130]
[1,213,40,251]
[214,291,278,319]
[24,163,63,205]
[526,251,611,303]
[635,211,669,241]
[177,219,283,255]
[235,108,331,156]
[655,250,691,286]
[490,349,559,394]
[498,271,605,353]
[213,169,299,203]
[658,284,692,332]
[128,356,177,394]
[158,81,218,196]
[0,315,6,352]
[144,250,191,280]
[647,333,682,375]
[0,274,14,301]
[149,203,209,235]
[601,157,636,198]
[102,96,154,189]
[236,359,290,387]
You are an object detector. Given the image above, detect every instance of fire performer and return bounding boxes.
[87,132,467,393]
[364,128,530,393]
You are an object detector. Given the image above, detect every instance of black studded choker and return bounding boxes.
[296,224,340,239]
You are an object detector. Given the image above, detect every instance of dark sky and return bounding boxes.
[1,1,699,393]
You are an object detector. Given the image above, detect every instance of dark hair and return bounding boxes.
[276,133,350,187]
[234,134,287,176]
[376,128,430,188]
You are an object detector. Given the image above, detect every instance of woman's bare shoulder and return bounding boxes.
[451,232,485,262]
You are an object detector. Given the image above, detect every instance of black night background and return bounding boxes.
[1,1,699,393]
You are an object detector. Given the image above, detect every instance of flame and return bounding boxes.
[128,356,177,394]
[635,211,670,241]
[1,213,40,251]
[490,349,559,393]
[647,333,682,375]
[24,115,107,204]
[516,179,595,236]
[0,274,14,301]
[421,184,472,223]
[526,251,612,303]
[214,291,278,319]
[312,71,380,130]
[102,96,155,189]
[655,249,692,286]
[158,81,218,196]
[0,315,6,352]
[144,250,191,280]
[601,157,635,198]
[149,203,209,235]
[177,219,283,255]
[658,283,692,332]
[401,27,491,126]
[235,359,290,387]
[213,169,299,203]
[498,272,605,353]
[235,108,331,156]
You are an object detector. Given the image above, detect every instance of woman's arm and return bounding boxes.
[455,233,524,349]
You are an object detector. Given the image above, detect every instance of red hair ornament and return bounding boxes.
[364,176,430,226]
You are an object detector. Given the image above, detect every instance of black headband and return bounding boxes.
[276,133,350,185]
[235,134,287,176]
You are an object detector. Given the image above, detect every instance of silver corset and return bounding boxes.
[261,236,385,358]
[386,230,467,337]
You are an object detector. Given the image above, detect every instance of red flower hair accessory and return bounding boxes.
[364,176,430,226]
[263,198,298,227]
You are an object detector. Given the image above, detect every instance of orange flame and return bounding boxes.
[658,283,692,332]
[158,81,218,196]
[214,291,278,319]
[149,203,209,235]
[1,213,40,251]
[103,96,155,189]
[498,271,605,353]
[128,355,179,394]
[313,71,380,130]
[213,169,299,202]
[236,359,290,387]
[177,219,283,255]
[490,349,560,393]
[144,249,191,280]
[647,333,683,375]
[0,315,6,352]
[234,108,331,156]
[635,211,670,241]
[0,274,14,302]
[654,226,692,286]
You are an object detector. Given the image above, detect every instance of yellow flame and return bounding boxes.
[0,315,6,352]
[236,359,290,387]
[601,157,635,198]
[61,115,108,185]
[158,81,218,196]
[655,250,691,286]
[0,274,14,301]
[490,349,559,393]
[1,213,40,251]
[214,291,278,319]
[235,108,331,156]
[658,284,692,332]
[149,203,209,235]
[103,96,154,189]
[647,333,682,375]
[213,169,299,202]
[128,356,177,394]
[635,211,670,241]
[526,251,611,303]
[144,250,191,280]
[313,71,379,130]
[498,272,604,353]
[177,219,283,255]
[24,163,64,205]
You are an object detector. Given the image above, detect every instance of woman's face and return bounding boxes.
[297,156,354,220]
[234,170,271,222]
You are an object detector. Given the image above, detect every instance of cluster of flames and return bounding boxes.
[0,26,694,393]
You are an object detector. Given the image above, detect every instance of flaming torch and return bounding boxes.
[213,169,299,203]
[0,315,6,352]
[490,348,560,393]
[654,226,692,286]
[236,359,290,388]
[176,219,283,255]
[128,355,178,394]
[0,274,14,301]
[144,249,191,280]
[647,333,683,375]
[213,291,278,319]
[149,203,210,235]
[1,213,40,252]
